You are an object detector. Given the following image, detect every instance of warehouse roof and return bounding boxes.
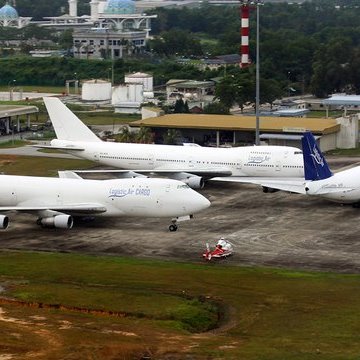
[260,133,320,141]
[273,108,310,116]
[166,79,215,88]
[131,114,340,135]
[323,95,360,106]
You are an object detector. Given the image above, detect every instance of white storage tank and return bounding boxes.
[82,79,112,101]
[112,83,143,104]
[125,72,153,92]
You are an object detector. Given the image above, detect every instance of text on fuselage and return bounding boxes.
[109,188,151,198]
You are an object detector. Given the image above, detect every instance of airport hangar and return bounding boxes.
[130,112,359,151]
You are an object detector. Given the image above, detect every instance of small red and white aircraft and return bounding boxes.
[203,237,233,261]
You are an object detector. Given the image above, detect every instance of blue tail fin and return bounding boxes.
[302,132,332,181]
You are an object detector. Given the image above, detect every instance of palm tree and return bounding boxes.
[116,126,135,143]
[163,129,181,145]
[136,126,153,144]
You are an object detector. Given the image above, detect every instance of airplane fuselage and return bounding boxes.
[306,167,360,204]
[0,175,210,218]
[51,140,304,178]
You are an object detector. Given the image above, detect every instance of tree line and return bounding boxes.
[1,0,359,107]
[147,0,360,97]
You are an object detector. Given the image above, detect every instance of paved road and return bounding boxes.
[0,144,77,159]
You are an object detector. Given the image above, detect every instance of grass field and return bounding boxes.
[0,140,30,148]
[0,91,141,126]
[0,85,64,94]
[77,111,141,125]
[0,251,360,359]
[0,154,94,176]
[326,147,360,156]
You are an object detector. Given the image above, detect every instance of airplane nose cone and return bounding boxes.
[191,191,211,213]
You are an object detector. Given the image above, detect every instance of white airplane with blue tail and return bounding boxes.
[228,131,360,205]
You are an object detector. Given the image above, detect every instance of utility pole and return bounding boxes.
[255,1,261,145]
[239,1,263,145]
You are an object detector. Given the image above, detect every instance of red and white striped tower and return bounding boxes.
[239,0,251,68]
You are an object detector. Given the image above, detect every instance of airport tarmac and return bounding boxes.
[1,156,360,274]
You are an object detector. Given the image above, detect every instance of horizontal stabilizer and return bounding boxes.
[32,144,85,151]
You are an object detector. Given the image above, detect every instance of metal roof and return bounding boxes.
[322,95,360,106]
[166,79,215,88]
[131,114,340,134]
[0,105,39,119]
[273,109,310,116]
[260,133,320,141]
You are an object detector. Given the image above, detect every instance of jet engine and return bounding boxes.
[183,176,205,189]
[38,214,74,229]
[0,215,9,229]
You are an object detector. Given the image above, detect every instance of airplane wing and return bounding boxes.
[0,203,107,214]
[148,169,232,177]
[211,176,308,194]
[31,144,85,151]
[73,169,233,178]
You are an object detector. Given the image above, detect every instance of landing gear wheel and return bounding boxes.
[169,224,178,232]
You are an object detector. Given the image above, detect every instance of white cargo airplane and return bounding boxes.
[225,131,360,205]
[39,97,304,188]
[0,172,210,231]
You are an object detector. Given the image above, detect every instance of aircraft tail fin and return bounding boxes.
[43,97,101,142]
[302,132,332,181]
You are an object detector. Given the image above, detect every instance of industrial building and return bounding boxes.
[132,112,359,150]
[166,79,216,109]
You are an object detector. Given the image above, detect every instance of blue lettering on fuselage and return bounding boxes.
[135,188,151,196]
[247,155,271,164]
[109,188,151,198]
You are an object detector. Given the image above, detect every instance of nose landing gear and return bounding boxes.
[168,215,193,232]
[169,223,178,232]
